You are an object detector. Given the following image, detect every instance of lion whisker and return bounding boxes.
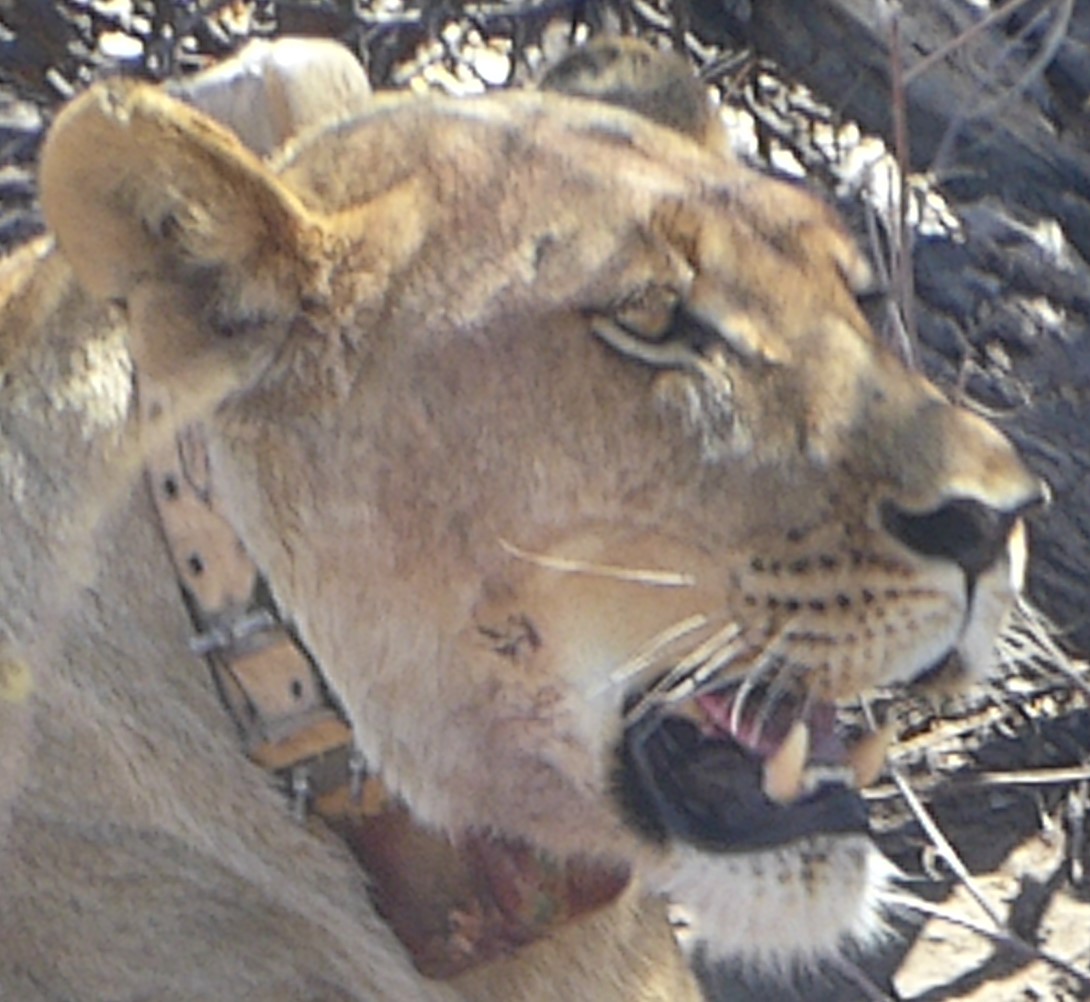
[727,626,795,735]
[662,621,744,691]
[685,627,748,692]
[604,613,711,693]
[653,624,754,712]
[498,538,696,587]
[751,658,808,747]
[620,619,748,725]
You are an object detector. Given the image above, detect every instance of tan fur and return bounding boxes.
[0,41,463,1002]
[4,39,1040,1002]
[0,244,698,1002]
[0,41,700,1002]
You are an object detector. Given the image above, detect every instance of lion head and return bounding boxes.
[38,68,1041,973]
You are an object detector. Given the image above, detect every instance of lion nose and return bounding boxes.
[880,490,1045,582]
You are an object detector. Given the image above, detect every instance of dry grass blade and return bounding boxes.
[498,538,695,587]
[903,0,1043,85]
[967,0,1074,124]
[884,891,1090,992]
[885,6,917,366]
[926,0,1076,172]
[1008,599,1090,700]
[957,766,1090,788]
[890,766,1007,932]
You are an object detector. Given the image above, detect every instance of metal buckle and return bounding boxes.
[349,746,366,803]
[291,765,311,822]
[190,608,278,656]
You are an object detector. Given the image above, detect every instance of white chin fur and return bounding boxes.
[649,834,894,972]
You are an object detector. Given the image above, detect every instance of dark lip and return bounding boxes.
[617,692,870,853]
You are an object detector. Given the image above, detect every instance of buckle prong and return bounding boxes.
[190,608,278,656]
[349,747,366,803]
[291,765,311,822]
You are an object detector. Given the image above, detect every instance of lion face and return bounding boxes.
[40,79,1041,967]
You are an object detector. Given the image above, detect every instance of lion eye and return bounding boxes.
[592,305,759,372]
[667,308,740,360]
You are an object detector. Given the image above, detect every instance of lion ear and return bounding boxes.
[39,80,331,325]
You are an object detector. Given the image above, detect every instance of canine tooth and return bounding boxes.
[1008,518,1028,590]
[847,724,895,788]
[762,720,809,804]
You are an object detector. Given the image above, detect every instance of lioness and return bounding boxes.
[4,35,1041,1002]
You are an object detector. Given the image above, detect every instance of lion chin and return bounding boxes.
[655,837,894,967]
[5,32,1045,1002]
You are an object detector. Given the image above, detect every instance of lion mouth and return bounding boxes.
[619,681,892,853]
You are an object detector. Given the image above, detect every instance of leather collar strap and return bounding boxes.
[137,379,629,978]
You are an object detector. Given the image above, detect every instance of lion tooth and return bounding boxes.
[1008,518,1028,590]
[762,720,809,804]
[847,724,895,789]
